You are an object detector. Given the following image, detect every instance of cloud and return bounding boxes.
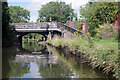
[64,0,89,13]
[25,0,53,14]
[25,0,54,22]
[8,0,31,2]
[30,16,38,22]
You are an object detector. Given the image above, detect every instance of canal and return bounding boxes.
[2,42,114,79]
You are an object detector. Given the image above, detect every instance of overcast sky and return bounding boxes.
[8,0,89,22]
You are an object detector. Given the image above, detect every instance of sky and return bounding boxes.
[8,0,90,22]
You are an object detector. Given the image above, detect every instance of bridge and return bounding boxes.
[10,22,82,43]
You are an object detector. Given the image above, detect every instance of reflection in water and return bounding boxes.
[2,42,113,79]
[30,62,41,78]
[22,42,45,52]
[10,63,30,78]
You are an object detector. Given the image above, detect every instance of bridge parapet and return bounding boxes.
[10,22,82,35]
[11,22,61,29]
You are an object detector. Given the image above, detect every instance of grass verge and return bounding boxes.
[47,36,119,79]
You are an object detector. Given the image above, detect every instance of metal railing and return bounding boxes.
[60,23,82,35]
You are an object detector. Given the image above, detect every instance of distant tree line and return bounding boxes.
[23,33,45,41]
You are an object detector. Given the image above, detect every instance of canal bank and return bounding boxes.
[46,45,114,79]
[45,37,119,79]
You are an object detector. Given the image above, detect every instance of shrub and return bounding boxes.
[95,23,118,40]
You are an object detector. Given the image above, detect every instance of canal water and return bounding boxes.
[2,42,113,79]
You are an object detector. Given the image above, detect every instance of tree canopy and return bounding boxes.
[37,1,74,23]
[80,2,118,36]
[9,6,30,23]
[2,2,12,47]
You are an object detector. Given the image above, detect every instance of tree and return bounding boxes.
[37,1,74,23]
[2,2,12,47]
[80,2,118,36]
[9,6,30,23]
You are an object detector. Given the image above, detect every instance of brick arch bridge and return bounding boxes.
[11,22,62,43]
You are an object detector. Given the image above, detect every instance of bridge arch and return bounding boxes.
[17,32,48,43]
[16,30,62,44]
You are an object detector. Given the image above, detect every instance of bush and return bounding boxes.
[95,23,118,40]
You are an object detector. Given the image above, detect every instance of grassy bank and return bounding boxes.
[47,36,119,78]
[46,45,111,78]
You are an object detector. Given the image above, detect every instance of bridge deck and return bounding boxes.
[11,22,62,32]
